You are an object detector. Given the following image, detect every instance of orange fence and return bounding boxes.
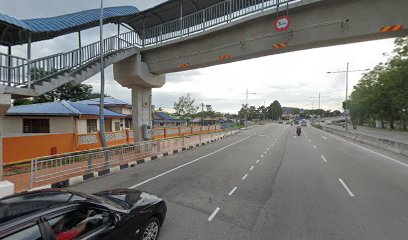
[152,125,222,140]
[3,125,222,165]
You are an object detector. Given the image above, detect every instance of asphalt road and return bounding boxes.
[70,123,408,240]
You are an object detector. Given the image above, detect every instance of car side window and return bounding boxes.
[3,224,43,240]
[48,207,112,240]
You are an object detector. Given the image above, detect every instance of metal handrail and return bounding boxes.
[1,0,298,87]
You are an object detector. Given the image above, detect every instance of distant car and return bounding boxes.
[294,120,299,125]
[279,120,283,124]
[286,121,291,125]
[0,189,167,240]
[301,120,307,126]
[327,121,332,125]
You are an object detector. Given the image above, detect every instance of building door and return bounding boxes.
[104,118,112,132]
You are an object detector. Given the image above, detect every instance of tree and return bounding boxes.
[13,82,105,106]
[173,93,197,117]
[266,100,283,120]
[348,37,408,130]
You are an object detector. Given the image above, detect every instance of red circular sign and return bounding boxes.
[274,16,291,32]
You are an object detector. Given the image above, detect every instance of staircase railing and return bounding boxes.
[0,31,142,87]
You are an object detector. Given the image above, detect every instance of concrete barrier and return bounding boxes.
[315,125,408,157]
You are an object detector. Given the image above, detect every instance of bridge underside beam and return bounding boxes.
[141,0,408,74]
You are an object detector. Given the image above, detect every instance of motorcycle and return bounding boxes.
[296,127,301,136]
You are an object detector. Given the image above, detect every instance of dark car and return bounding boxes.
[0,188,166,240]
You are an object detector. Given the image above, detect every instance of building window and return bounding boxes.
[87,119,97,133]
[114,122,120,131]
[125,119,132,129]
[23,119,50,133]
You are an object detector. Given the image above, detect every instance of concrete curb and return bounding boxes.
[314,125,408,157]
[29,131,240,191]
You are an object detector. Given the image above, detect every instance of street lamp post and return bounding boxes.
[327,64,369,132]
[245,89,256,126]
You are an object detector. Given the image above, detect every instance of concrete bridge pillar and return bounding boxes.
[113,54,165,142]
[0,94,14,198]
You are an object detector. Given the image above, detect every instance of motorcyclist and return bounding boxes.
[296,125,302,136]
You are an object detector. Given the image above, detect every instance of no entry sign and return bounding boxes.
[274,16,291,32]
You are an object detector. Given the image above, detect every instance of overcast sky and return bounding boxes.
[0,0,395,113]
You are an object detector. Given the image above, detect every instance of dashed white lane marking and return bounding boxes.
[294,136,296,139]
[313,145,317,149]
[322,136,328,140]
[308,139,311,142]
[267,148,270,151]
[250,166,254,171]
[321,155,328,163]
[338,178,355,197]
[129,134,255,189]
[228,187,238,196]
[264,151,267,154]
[261,155,264,158]
[242,174,248,180]
[256,160,260,163]
[208,207,221,221]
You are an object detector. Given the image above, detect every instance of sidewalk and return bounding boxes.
[325,124,408,144]
[4,131,228,193]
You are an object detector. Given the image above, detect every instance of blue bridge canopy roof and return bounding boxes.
[0,6,139,46]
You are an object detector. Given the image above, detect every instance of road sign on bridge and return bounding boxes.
[274,16,291,32]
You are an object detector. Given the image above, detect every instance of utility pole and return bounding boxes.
[201,103,204,126]
[99,0,109,163]
[345,62,349,132]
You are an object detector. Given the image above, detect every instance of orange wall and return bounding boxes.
[3,133,77,164]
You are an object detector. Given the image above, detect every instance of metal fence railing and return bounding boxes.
[30,129,239,189]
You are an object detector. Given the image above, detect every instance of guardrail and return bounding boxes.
[30,129,238,189]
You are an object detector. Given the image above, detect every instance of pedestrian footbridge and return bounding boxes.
[0,0,407,141]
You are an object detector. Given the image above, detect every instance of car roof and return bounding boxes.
[0,189,101,228]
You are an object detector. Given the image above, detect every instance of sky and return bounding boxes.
[0,0,396,114]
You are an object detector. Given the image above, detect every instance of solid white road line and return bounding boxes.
[129,134,255,189]
[313,145,317,149]
[256,160,260,163]
[321,130,408,168]
[250,166,254,171]
[208,207,221,221]
[228,187,238,196]
[322,136,328,140]
[321,155,328,163]
[242,174,248,180]
[338,178,355,197]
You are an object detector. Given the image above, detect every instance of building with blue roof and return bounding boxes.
[3,100,129,137]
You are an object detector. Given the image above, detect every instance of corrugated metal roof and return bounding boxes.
[78,97,130,106]
[6,101,126,117]
[0,6,139,46]
[154,112,173,120]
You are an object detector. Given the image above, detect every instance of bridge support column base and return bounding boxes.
[0,94,11,185]
[131,86,152,142]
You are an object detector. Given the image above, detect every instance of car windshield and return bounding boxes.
[2,1,408,240]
